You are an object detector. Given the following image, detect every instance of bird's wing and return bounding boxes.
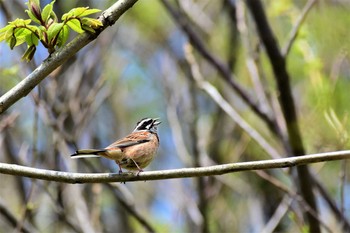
[106,131,150,149]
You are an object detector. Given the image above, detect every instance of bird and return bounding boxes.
[71,118,161,174]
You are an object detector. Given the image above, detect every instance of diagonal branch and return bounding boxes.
[183,43,280,160]
[161,0,279,135]
[282,0,317,57]
[0,0,138,114]
[0,198,35,233]
[0,150,350,184]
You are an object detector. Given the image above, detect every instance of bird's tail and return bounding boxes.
[70,149,106,159]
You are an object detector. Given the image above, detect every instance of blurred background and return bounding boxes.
[0,0,350,232]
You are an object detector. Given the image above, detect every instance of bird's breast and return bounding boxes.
[119,134,159,169]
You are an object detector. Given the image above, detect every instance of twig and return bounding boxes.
[255,171,333,233]
[186,64,209,233]
[261,195,293,233]
[312,173,350,231]
[0,113,19,131]
[0,150,350,183]
[0,198,35,233]
[340,161,347,225]
[106,184,156,233]
[282,0,317,57]
[0,0,138,114]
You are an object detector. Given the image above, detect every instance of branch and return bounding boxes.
[282,0,317,57]
[0,150,350,183]
[0,0,138,114]
[105,184,156,233]
[160,0,279,136]
[245,0,319,231]
[312,173,350,231]
[183,43,280,159]
[0,198,34,233]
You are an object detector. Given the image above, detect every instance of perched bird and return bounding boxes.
[71,118,161,174]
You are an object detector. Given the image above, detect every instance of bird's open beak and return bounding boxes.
[153,118,161,125]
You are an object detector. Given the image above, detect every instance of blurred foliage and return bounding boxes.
[0,0,350,232]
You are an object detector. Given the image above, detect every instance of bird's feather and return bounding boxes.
[70,154,101,159]
[106,131,151,149]
[70,149,106,158]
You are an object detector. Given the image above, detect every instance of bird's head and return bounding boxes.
[133,118,161,133]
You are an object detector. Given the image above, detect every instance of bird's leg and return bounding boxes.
[130,159,143,175]
[115,161,126,184]
[116,161,123,174]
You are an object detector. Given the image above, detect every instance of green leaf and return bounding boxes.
[25,32,39,46]
[15,35,28,47]
[0,25,15,42]
[62,7,101,20]
[37,25,46,35]
[32,34,39,46]
[3,27,14,42]
[9,36,16,49]
[81,24,96,33]
[21,45,36,62]
[78,8,101,17]
[81,18,103,29]
[14,28,26,36]
[56,24,69,47]
[14,28,31,46]
[41,0,55,23]
[9,19,32,27]
[66,7,89,17]
[66,19,84,33]
[24,19,32,26]
[62,12,72,21]
[0,32,6,42]
[0,24,14,34]
[26,25,40,35]
[49,11,58,23]
[47,22,63,42]
[9,18,28,27]
[28,0,41,21]
[27,0,40,10]
[26,10,41,24]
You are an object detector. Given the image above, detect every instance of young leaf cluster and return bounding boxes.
[0,0,102,61]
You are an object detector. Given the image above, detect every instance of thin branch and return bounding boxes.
[282,0,317,57]
[0,0,138,114]
[105,184,156,233]
[261,195,293,233]
[0,150,350,183]
[312,173,350,232]
[255,171,333,233]
[187,67,209,233]
[0,113,19,131]
[0,198,35,233]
